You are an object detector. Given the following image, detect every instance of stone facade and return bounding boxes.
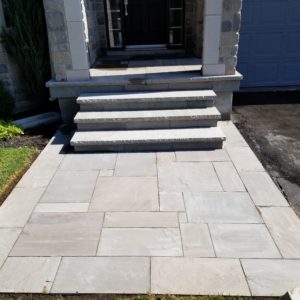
[220,0,242,75]
[83,0,107,66]
[0,0,32,113]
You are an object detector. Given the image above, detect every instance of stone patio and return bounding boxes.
[0,121,300,295]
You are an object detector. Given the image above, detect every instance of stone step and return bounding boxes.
[75,107,221,131]
[78,90,216,111]
[70,127,226,152]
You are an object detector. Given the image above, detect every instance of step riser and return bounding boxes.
[74,141,223,153]
[80,100,214,112]
[77,119,218,131]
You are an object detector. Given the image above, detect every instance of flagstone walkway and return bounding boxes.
[0,121,300,296]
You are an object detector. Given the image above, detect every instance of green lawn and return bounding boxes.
[0,147,39,204]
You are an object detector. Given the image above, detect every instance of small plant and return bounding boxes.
[0,81,15,119]
[0,120,23,140]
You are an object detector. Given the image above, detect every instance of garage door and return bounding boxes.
[237,0,300,87]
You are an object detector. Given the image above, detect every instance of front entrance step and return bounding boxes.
[75,107,221,131]
[78,90,216,111]
[70,127,226,152]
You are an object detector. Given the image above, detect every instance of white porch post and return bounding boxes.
[202,0,225,76]
[63,0,90,80]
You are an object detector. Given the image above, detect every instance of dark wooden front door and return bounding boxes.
[125,0,167,46]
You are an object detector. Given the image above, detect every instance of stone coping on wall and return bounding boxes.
[46,71,242,99]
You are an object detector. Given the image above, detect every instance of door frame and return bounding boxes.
[104,0,185,51]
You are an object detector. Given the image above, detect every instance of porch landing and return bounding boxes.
[0,122,300,295]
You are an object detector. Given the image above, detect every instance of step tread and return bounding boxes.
[74,107,221,123]
[77,90,216,104]
[71,127,226,146]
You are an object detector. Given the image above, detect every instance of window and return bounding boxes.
[106,0,123,48]
[168,0,184,47]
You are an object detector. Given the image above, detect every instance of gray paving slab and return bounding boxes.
[114,153,157,176]
[213,162,246,192]
[0,187,45,227]
[98,228,182,256]
[181,224,215,257]
[159,192,185,211]
[10,212,103,256]
[220,121,249,147]
[104,212,178,227]
[240,171,289,206]
[158,162,222,193]
[242,259,300,296]
[179,212,188,223]
[52,257,150,294]
[210,224,281,258]
[0,257,60,293]
[0,228,22,268]
[226,146,265,172]
[176,149,230,162]
[34,203,89,213]
[185,192,262,223]
[260,207,300,258]
[151,257,250,295]
[90,177,159,211]
[16,167,57,188]
[40,170,98,203]
[99,169,114,176]
[59,153,117,171]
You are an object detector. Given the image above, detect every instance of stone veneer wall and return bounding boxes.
[83,0,107,65]
[0,0,36,113]
[185,0,204,56]
[220,0,242,75]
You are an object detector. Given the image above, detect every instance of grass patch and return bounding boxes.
[0,147,39,204]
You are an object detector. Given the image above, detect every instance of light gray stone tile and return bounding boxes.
[34,203,89,213]
[98,228,182,256]
[104,212,178,228]
[213,162,246,192]
[59,153,117,170]
[242,259,300,296]
[99,169,114,177]
[220,121,248,147]
[115,153,157,176]
[185,192,262,223]
[260,207,300,258]
[90,177,159,212]
[0,187,45,227]
[0,229,22,268]
[16,167,57,188]
[226,146,265,172]
[179,212,188,223]
[240,171,288,206]
[156,152,176,164]
[176,149,230,162]
[181,224,215,257]
[159,192,185,211]
[158,162,222,193]
[40,170,98,203]
[0,257,60,293]
[210,224,281,258]
[52,257,150,293]
[151,257,250,295]
[10,212,103,256]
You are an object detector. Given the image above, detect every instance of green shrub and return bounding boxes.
[0,120,23,140]
[0,0,51,103]
[0,81,15,119]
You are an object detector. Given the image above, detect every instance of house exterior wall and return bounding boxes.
[43,0,90,82]
[0,0,33,113]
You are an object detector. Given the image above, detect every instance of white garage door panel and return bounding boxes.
[238,0,300,87]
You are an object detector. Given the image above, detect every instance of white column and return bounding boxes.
[202,0,225,76]
[64,0,90,80]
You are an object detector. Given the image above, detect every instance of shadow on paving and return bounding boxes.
[233,91,300,217]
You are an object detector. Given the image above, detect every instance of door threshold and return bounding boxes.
[107,48,186,58]
[126,44,167,50]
